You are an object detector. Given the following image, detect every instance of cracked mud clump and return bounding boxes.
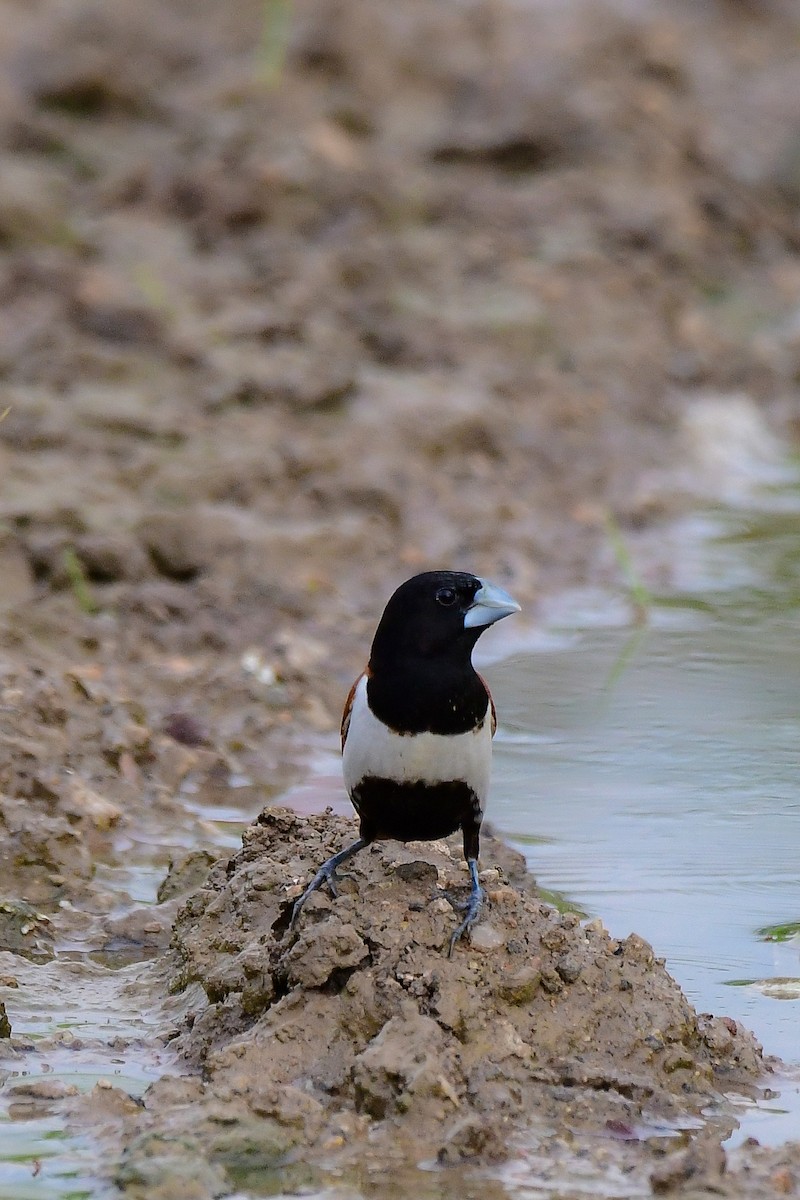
[151,807,765,1182]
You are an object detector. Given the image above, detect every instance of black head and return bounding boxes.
[369,570,519,670]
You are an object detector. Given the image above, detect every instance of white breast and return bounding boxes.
[342,675,493,810]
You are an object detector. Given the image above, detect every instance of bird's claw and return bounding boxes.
[440,888,469,913]
[324,869,339,899]
[446,888,485,956]
[289,866,337,932]
[446,859,484,956]
[287,837,368,935]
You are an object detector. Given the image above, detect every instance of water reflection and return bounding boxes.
[489,506,800,1066]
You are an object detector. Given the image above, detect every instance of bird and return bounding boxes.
[289,570,520,953]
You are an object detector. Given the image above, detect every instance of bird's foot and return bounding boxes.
[288,865,337,932]
[440,889,469,913]
[447,859,484,956]
[288,837,368,934]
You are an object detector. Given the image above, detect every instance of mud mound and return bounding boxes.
[155,807,763,1181]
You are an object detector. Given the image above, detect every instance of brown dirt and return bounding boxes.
[1,0,800,1195]
[146,810,765,1181]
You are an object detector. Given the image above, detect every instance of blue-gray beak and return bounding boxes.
[463,578,520,629]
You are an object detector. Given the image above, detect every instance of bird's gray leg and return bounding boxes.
[289,837,368,931]
[447,857,484,955]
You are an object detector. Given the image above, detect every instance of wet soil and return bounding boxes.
[2,0,800,1195]
[149,810,766,1182]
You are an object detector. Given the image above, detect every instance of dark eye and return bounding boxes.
[435,586,457,607]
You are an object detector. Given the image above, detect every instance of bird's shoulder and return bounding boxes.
[341,668,368,752]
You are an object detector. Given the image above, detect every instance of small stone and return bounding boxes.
[469,923,505,952]
[63,780,122,830]
[0,900,54,961]
[8,1079,79,1100]
[285,919,369,990]
[540,967,563,994]
[395,860,439,886]
[555,953,583,984]
[162,711,210,747]
[435,1074,461,1107]
[662,1049,695,1073]
[496,961,542,1005]
[137,511,208,580]
[72,266,164,345]
[157,850,217,903]
[101,908,172,951]
[621,933,655,966]
[698,1015,736,1056]
[438,1115,506,1164]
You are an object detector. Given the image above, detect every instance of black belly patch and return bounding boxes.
[351,776,481,844]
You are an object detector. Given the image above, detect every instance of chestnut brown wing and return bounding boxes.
[341,670,367,752]
[477,673,497,737]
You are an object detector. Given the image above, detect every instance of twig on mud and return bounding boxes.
[63,547,100,616]
[0,406,11,425]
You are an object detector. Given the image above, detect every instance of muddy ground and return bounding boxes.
[2,0,800,1195]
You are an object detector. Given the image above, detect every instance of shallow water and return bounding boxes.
[0,788,230,1198]
[484,501,800,1143]
[491,613,800,1063]
[0,956,171,1200]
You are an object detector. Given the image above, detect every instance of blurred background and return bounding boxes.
[1,0,800,661]
[2,0,800,1192]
